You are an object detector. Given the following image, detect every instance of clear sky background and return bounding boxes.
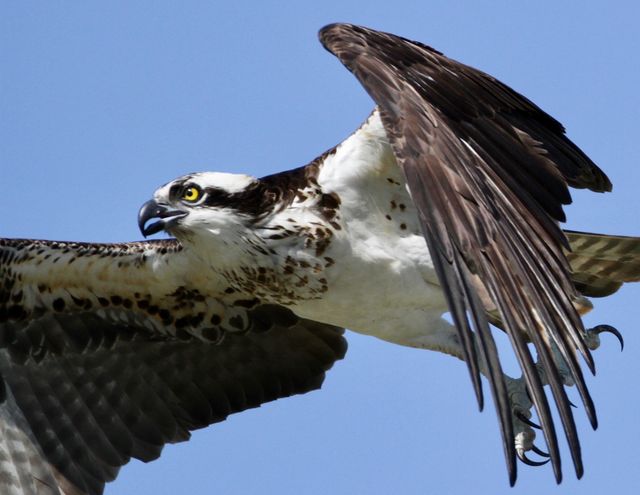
[2,1,640,494]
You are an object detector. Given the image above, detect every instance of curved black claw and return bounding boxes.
[516,411,541,430]
[532,445,550,458]
[568,399,578,408]
[517,449,551,467]
[593,324,624,351]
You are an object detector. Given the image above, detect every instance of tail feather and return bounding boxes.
[565,230,640,297]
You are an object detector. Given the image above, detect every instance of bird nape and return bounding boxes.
[1,23,639,495]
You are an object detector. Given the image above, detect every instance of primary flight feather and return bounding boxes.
[1,24,638,494]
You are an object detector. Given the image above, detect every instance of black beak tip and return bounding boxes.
[138,199,187,238]
[138,199,160,237]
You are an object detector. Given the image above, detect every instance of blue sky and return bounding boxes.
[2,1,640,494]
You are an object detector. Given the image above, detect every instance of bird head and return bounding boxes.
[138,172,264,242]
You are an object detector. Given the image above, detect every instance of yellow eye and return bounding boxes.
[182,185,201,202]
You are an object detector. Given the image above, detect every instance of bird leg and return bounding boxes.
[390,316,623,467]
[505,374,551,466]
[505,323,624,465]
[390,317,551,465]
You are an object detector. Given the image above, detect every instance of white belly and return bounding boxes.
[291,110,450,345]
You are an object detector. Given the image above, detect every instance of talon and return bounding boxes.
[525,387,533,403]
[569,399,577,408]
[517,449,550,467]
[516,411,541,430]
[531,445,550,458]
[593,324,624,351]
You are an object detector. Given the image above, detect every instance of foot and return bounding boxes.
[584,324,624,351]
[505,375,551,466]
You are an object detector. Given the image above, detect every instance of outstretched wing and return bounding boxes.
[0,238,346,495]
[320,23,611,484]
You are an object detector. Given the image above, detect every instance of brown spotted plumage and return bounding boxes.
[0,238,346,495]
[1,23,639,495]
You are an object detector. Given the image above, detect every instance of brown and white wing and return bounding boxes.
[0,238,346,495]
[320,23,612,484]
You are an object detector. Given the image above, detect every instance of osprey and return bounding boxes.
[1,23,638,494]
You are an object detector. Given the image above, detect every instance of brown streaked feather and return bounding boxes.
[320,23,610,484]
[565,230,640,297]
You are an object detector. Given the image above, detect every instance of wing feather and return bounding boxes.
[320,23,609,483]
[0,239,346,495]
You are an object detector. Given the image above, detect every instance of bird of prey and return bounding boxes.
[1,23,639,495]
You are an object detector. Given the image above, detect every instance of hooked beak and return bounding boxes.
[138,199,187,237]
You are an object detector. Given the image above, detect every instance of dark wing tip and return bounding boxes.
[318,22,351,41]
[318,23,357,57]
[319,22,342,34]
[600,175,613,193]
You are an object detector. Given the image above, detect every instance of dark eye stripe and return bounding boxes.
[201,187,233,207]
